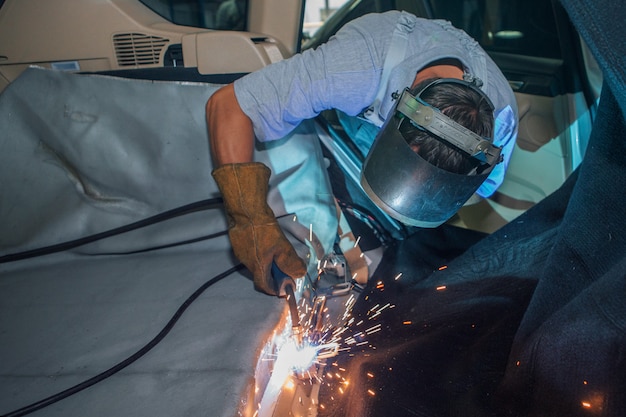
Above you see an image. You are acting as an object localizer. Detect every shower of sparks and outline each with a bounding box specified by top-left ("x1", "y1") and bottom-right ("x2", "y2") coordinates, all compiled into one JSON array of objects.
[{"x1": 254, "y1": 255, "x2": 461, "y2": 417}]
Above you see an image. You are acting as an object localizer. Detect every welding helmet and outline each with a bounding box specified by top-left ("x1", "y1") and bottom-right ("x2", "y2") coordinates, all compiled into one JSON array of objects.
[{"x1": 360, "y1": 78, "x2": 502, "y2": 228}]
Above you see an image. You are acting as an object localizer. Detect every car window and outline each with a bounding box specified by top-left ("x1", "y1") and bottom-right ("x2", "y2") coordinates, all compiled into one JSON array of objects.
[
  {"x1": 139, "y1": 0, "x2": 247, "y2": 30},
  {"x1": 427, "y1": 0, "x2": 560, "y2": 59},
  {"x1": 302, "y1": 0, "x2": 357, "y2": 41},
  {"x1": 302, "y1": 0, "x2": 561, "y2": 60}
]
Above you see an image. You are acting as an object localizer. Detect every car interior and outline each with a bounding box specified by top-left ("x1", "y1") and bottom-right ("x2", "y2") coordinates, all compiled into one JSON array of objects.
[
  {"x1": 302, "y1": 0, "x2": 600, "y2": 236},
  {"x1": 0, "y1": 0, "x2": 600, "y2": 237},
  {"x1": 1, "y1": 1, "x2": 617, "y2": 416}
]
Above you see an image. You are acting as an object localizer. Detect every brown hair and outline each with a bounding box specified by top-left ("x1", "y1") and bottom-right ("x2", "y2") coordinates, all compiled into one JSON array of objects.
[{"x1": 400, "y1": 78, "x2": 495, "y2": 174}]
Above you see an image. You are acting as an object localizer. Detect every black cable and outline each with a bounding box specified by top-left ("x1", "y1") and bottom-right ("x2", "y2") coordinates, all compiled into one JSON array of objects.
[
  {"x1": 89, "y1": 230, "x2": 228, "y2": 256},
  {"x1": 0, "y1": 198, "x2": 223, "y2": 264},
  {"x1": 1, "y1": 263, "x2": 245, "y2": 417},
  {"x1": 336, "y1": 199, "x2": 395, "y2": 246},
  {"x1": 0, "y1": 198, "x2": 297, "y2": 415}
]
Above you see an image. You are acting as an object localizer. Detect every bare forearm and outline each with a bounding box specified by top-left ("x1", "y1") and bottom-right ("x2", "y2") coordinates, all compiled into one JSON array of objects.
[{"x1": 206, "y1": 84, "x2": 255, "y2": 166}]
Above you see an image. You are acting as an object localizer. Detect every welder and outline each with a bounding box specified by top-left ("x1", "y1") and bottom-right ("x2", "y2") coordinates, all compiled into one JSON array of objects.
[{"x1": 206, "y1": 11, "x2": 518, "y2": 296}]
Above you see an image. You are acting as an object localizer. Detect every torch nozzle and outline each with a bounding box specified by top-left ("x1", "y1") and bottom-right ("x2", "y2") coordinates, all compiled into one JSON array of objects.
[{"x1": 283, "y1": 284, "x2": 303, "y2": 346}]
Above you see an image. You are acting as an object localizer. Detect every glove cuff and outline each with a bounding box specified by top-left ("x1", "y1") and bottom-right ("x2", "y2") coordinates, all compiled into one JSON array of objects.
[{"x1": 212, "y1": 162, "x2": 275, "y2": 224}]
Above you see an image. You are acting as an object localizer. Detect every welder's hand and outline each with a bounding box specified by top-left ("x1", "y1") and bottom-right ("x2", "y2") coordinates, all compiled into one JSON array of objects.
[{"x1": 212, "y1": 162, "x2": 307, "y2": 295}]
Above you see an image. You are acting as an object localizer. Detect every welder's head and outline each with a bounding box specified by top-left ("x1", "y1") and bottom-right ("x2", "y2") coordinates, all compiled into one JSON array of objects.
[{"x1": 360, "y1": 78, "x2": 501, "y2": 228}]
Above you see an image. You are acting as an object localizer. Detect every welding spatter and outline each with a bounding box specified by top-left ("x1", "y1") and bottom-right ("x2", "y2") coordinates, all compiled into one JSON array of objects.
[{"x1": 271, "y1": 263, "x2": 303, "y2": 347}]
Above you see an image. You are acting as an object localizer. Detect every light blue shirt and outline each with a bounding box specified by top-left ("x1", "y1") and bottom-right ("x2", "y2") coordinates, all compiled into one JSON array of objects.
[{"x1": 235, "y1": 11, "x2": 518, "y2": 198}]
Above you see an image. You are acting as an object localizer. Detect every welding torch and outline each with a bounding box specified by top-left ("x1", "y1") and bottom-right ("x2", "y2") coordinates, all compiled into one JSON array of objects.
[{"x1": 271, "y1": 263, "x2": 303, "y2": 347}]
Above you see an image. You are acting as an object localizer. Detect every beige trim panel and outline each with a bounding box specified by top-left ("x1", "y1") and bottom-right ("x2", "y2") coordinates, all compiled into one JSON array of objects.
[{"x1": 0, "y1": 0, "x2": 296, "y2": 91}]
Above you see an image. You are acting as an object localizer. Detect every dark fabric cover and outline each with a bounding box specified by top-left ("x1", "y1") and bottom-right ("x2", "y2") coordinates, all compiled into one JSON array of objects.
[{"x1": 317, "y1": 0, "x2": 626, "y2": 415}]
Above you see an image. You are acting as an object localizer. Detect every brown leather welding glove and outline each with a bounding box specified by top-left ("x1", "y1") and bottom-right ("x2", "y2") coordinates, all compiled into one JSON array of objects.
[{"x1": 212, "y1": 162, "x2": 307, "y2": 295}]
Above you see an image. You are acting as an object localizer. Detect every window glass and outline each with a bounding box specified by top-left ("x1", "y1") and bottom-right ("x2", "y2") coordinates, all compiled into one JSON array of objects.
[
  {"x1": 302, "y1": 0, "x2": 351, "y2": 41},
  {"x1": 302, "y1": 0, "x2": 561, "y2": 59},
  {"x1": 426, "y1": 0, "x2": 561, "y2": 59},
  {"x1": 139, "y1": 0, "x2": 247, "y2": 30},
  {"x1": 302, "y1": 0, "x2": 385, "y2": 49}
]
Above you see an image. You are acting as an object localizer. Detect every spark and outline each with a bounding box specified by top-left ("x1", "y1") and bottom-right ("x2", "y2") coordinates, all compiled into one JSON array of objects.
[
  {"x1": 368, "y1": 303, "x2": 390, "y2": 320},
  {"x1": 394, "y1": 273, "x2": 403, "y2": 280},
  {"x1": 438, "y1": 265, "x2": 448, "y2": 271},
  {"x1": 309, "y1": 224, "x2": 313, "y2": 242},
  {"x1": 403, "y1": 320, "x2": 412, "y2": 325},
  {"x1": 581, "y1": 401, "x2": 591, "y2": 408},
  {"x1": 253, "y1": 263, "x2": 407, "y2": 416},
  {"x1": 436, "y1": 285, "x2": 447, "y2": 291},
  {"x1": 369, "y1": 310, "x2": 382, "y2": 319},
  {"x1": 365, "y1": 324, "x2": 382, "y2": 334},
  {"x1": 354, "y1": 236, "x2": 361, "y2": 248}
]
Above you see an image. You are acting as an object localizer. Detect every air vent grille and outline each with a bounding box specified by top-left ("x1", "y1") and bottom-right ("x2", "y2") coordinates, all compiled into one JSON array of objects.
[{"x1": 113, "y1": 33, "x2": 169, "y2": 66}]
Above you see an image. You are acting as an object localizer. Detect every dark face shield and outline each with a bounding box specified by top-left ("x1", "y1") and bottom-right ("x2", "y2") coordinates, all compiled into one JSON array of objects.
[{"x1": 360, "y1": 78, "x2": 502, "y2": 228}]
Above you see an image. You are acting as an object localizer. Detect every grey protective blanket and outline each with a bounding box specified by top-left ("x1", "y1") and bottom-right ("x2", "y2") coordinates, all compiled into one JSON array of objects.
[{"x1": 0, "y1": 67, "x2": 337, "y2": 416}]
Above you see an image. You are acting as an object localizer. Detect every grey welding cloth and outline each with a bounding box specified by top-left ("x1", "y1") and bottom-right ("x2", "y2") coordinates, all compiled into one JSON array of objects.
[{"x1": 0, "y1": 67, "x2": 337, "y2": 416}]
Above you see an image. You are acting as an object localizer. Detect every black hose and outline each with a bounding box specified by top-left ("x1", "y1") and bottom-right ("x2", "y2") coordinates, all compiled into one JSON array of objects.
[
  {"x1": 1, "y1": 263, "x2": 245, "y2": 417},
  {"x1": 0, "y1": 198, "x2": 223, "y2": 264}
]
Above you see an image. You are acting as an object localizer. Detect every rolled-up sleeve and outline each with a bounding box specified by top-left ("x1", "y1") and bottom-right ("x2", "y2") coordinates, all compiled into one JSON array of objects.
[{"x1": 234, "y1": 13, "x2": 396, "y2": 141}]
